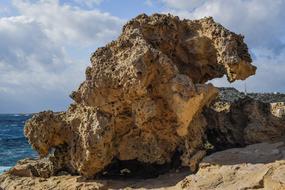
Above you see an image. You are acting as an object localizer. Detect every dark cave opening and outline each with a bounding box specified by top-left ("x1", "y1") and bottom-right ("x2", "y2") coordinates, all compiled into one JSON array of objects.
[{"x1": 96, "y1": 150, "x2": 184, "y2": 179}]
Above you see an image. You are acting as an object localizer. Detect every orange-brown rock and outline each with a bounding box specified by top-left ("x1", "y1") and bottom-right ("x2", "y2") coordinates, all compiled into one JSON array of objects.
[{"x1": 21, "y1": 14, "x2": 256, "y2": 177}]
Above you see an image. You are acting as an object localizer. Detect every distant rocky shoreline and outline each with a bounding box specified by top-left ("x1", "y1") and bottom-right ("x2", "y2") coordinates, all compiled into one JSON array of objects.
[{"x1": 218, "y1": 87, "x2": 285, "y2": 103}]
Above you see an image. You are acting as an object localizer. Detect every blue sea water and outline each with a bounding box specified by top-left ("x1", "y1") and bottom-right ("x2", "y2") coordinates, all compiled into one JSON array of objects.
[{"x1": 0, "y1": 114, "x2": 37, "y2": 173}]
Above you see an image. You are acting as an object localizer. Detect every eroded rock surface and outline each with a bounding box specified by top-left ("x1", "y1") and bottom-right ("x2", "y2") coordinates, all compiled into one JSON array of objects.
[
  {"x1": 22, "y1": 14, "x2": 255, "y2": 177},
  {"x1": 205, "y1": 88, "x2": 285, "y2": 150}
]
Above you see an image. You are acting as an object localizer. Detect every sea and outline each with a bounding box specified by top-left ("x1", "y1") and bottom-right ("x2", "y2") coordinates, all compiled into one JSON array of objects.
[{"x1": 0, "y1": 114, "x2": 37, "y2": 174}]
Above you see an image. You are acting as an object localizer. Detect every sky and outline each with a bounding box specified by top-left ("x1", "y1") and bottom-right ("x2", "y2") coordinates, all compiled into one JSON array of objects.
[{"x1": 0, "y1": 0, "x2": 285, "y2": 113}]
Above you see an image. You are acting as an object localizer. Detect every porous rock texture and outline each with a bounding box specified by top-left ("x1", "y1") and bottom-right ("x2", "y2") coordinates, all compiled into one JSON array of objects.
[
  {"x1": 21, "y1": 13, "x2": 256, "y2": 177},
  {"x1": 205, "y1": 88, "x2": 285, "y2": 150}
]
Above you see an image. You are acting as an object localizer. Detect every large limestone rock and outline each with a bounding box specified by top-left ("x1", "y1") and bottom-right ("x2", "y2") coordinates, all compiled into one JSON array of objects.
[{"x1": 23, "y1": 14, "x2": 256, "y2": 177}]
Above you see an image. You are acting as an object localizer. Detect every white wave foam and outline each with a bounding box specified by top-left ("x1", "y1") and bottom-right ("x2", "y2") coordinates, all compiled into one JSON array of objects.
[{"x1": 0, "y1": 166, "x2": 10, "y2": 173}]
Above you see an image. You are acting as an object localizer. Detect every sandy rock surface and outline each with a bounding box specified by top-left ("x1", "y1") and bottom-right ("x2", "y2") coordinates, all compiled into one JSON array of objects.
[{"x1": 180, "y1": 142, "x2": 285, "y2": 190}]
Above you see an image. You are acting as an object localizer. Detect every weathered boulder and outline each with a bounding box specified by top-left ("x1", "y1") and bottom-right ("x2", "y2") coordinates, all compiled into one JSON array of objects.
[
  {"x1": 6, "y1": 159, "x2": 54, "y2": 178},
  {"x1": 23, "y1": 14, "x2": 256, "y2": 177},
  {"x1": 205, "y1": 88, "x2": 285, "y2": 150}
]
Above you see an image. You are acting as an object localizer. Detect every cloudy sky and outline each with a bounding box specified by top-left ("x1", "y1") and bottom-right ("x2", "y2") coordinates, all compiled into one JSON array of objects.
[{"x1": 0, "y1": 0, "x2": 284, "y2": 113}]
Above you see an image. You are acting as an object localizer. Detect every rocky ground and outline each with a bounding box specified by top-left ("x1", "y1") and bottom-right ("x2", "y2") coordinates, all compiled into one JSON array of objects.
[
  {"x1": 181, "y1": 141, "x2": 285, "y2": 190},
  {"x1": 1, "y1": 141, "x2": 285, "y2": 190}
]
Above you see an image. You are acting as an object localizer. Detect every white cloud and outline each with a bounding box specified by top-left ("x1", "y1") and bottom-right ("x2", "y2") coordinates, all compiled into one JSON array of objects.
[
  {"x1": 0, "y1": 15, "x2": 83, "y2": 112},
  {"x1": 0, "y1": 0, "x2": 123, "y2": 113},
  {"x1": 13, "y1": 0, "x2": 123, "y2": 47}
]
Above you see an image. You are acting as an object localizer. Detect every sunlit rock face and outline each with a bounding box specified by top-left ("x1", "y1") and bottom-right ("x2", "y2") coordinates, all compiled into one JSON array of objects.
[{"x1": 24, "y1": 14, "x2": 256, "y2": 177}]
